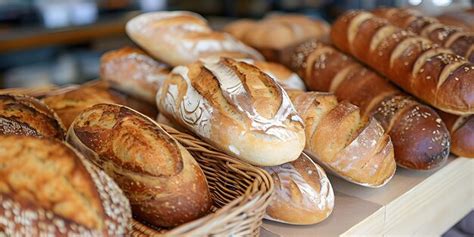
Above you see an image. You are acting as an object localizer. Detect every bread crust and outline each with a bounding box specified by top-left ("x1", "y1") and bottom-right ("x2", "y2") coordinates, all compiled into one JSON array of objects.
[{"x1": 438, "y1": 111, "x2": 474, "y2": 158}]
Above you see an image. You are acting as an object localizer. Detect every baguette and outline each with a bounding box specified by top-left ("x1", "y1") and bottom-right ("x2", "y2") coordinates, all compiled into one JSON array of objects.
[
  {"x1": 0, "y1": 136, "x2": 131, "y2": 236},
  {"x1": 263, "y1": 153, "x2": 333, "y2": 224},
  {"x1": 126, "y1": 11, "x2": 263, "y2": 67},
  {"x1": 156, "y1": 57, "x2": 305, "y2": 166},
  {"x1": 67, "y1": 104, "x2": 212, "y2": 227},
  {"x1": 372, "y1": 8, "x2": 474, "y2": 62},
  {"x1": 288, "y1": 91, "x2": 396, "y2": 187},
  {"x1": 100, "y1": 46, "x2": 170, "y2": 104},
  {"x1": 284, "y1": 39, "x2": 450, "y2": 169},
  {"x1": 0, "y1": 94, "x2": 65, "y2": 139},
  {"x1": 437, "y1": 111, "x2": 474, "y2": 158},
  {"x1": 331, "y1": 11, "x2": 474, "y2": 115}
]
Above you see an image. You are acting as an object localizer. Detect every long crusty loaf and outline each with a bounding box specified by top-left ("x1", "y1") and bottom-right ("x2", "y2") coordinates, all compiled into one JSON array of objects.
[
  {"x1": 0, "y1": 94, "x2": 65, "y2": 139},
  {"x1": 100, "y1": 47, "x2": 170, "y2": 104},
  {"x1": 0, "y1": 136, "x2": 131, "y2": 236},
  {"x1": 156, "y1": 57, "x2": 305, "y2": 166},
  {"x1": 263, "y1": 153, "x2": 334, "y2": 224},
  {"x1": 372, "y1": 8, "x2": 474, "y2": 62},
  {"x1": 126, "y1": 11, "x2": 263, "y2": 67},
  {"x1": 284, "y1": 39, "x2": 450, "y2": 170},
  {"x1": 331, "y1": 11, "x2": 474, "y2": 115},
  {"x1": 287, "y1": 91, "x2": 396, "y2": 187},
  {"x1": 67, "y1": 104, "x2": 212, "y2": 227},
  {"x1": 437, "y1": 111, "x2": 474, "y2": 158}
]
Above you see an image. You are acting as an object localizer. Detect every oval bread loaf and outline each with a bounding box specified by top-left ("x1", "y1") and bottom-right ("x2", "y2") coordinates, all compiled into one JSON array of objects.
[{"x1": 67, "y1": 103, "x2": 212, "y2": 227}]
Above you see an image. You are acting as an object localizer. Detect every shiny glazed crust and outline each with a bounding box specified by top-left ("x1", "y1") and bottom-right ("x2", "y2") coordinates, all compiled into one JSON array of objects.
[{"x1": 438, "y1": 111, "x2": 474, "y2": 158}]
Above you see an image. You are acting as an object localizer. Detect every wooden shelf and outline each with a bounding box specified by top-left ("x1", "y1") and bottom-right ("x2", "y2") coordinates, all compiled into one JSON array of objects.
[{"x1": 261, "y1": 156, "x2": 474, "y2": 236}]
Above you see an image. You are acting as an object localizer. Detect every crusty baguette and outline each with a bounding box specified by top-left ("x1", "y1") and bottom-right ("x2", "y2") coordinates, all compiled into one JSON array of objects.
[
  {"x1": 156, "y1": 57, "x2": 305, "y2": 166},
  {"x1": 100, "y1": 46, "x2": 170, "y2": 104},
  {"x1": 331, "y1": 11, "x2": 474, "y2": 115},
  {"x1": 0, "y1": 94, "x2": 65, "y2": 139},
  {"x1": 288, "y1": 91, "x2": 396, "y2": 187},
  {"x1": 437, "y1": 111, "x2": 474, "y2": 158},
  {"x1": 284, "y1": 39, "x2": 450, "y2": 170},
  {"x1": 0, "y1": 135, "x2": 131, "y2": 236},
  {"x1": 263, "y1": 153, "x2": 334, "y2": 224},
  {"x1": 42, "y1": 81, "x2": 157, "y2": 128},
  {"x1": 67, "y1": 104, "x2": 212, "y2": 227},
  {"x1": 126, "y1": 11, "x2": 263, "y2": 67},
  {"x1": 372, "y1": 8, "x2": 474, "y2": 62}
]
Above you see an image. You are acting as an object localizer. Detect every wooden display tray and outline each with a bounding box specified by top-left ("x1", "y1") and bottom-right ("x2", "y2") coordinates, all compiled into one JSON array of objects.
[{"x1": 261, "y1": 156, "x2": 474, "y2": 236}]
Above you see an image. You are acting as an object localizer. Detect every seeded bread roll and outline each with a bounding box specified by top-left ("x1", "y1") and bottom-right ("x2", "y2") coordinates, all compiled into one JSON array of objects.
[
  {"x1": 126, "y1": 11, "x2": 263, "y2": 67},
  {"x1": 67, "y1": 104, "x2": 212, "y2": 227},
  {"x1": 437, "y1": 111, "x2": 474, "y2": 158},
  {"x1": 263, "y1": 153, "x2": 334, "y2": 224},
  {"x1": 288, "y1": 91, "x2": 396, "y2": 187},
  {"x1": 156, "y1": 57, "x2": 305, "y2": 166},
  {"x1": 0, "y1": 94, "x2": 65, "y2": 139},
  {"x1": 100, "y1": 47, "x2": 170, "y2": 104},
  {"x1": 331, "y1": 11, "x2": 474, "y2": 115},
  {"x1": 0, "y1": 136, "x2": 131, "y2": 236},
  {"x1": 282, "y1": 39, "x2": 450, "y2": 170}
]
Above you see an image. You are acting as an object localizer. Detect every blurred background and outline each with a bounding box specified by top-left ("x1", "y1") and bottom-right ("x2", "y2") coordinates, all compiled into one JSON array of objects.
[{"x1": 0, "y1": 0, "x2": 471, "y2": 89}]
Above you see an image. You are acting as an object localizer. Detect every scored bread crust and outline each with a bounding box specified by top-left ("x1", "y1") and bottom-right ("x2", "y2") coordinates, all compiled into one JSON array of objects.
[
  {"x1": 0, "y1": 94, "x2": 65, "y2": 140},
  {"x1": 288, "y1": 91, "x2": 396, "y2": 187},
  {"x1": 126, "y1": 11, "x2": 263, "y2": 67},
  {"x1": 263, "y1": 153, "x2": 334, "y2": 225},
  {"x1": 0, "y1": 136, "x2": 131, "y2": 236},
  {"x1": 67, "y1": 103, "x2": 212, "y2": 228},
  {"x1": 100, "y1": 47, "x2": 170, "y2": 104},
  {"x1": 156, "y1": 57, "x2": 305, "y2": 166},
  {"x1": 330, "y1": 11, "x2": 474, "y2": 115}
]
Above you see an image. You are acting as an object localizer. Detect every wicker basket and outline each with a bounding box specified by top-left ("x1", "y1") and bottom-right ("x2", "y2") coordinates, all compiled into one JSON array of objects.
[{"x1": 131, "y1": 125, "x2": 274, "y2": 236}]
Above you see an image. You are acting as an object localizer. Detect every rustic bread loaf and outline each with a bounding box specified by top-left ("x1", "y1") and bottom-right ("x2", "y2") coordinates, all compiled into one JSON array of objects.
[
  {"x1": 437, "y1": 111, "x2": 474, "y2": 158},
  {"x1": 263, "y1": 153, "x2": 334, "y2": 224},
  {"x1": 283, "y1": 39, "x2": 450, "y2": 170},
  {"x1": 126, "y1": 11, "x2": 263, "y2": 67},
  {"x1": 156, "y1": 57, "x2": 305, "y2": 166},
  {"x1": 331, "y1": 11, "x2": 474, "y2": 115},
  {"x1": 100, "y1": 47, "x2": 170, "y2": 104},
  {"x1": 67, "y1": 104, "x2": 212, "y2": 227},
  {"x1": 0, "y1": 135, "x2": 131, "y2": 236},
  {"x1": 0, "y1": 94, "x2": 65, "y2": 139}
]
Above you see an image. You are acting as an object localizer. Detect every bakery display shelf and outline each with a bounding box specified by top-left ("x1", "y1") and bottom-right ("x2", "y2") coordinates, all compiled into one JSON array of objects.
[{"x1": 262, "y1": 156, "x2": 474, "y2": 236}]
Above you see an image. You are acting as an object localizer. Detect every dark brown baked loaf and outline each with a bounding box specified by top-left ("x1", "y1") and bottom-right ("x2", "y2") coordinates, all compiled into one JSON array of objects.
[
  {"x1": 437, "y1": 111, "x2": 474, "y2": 158},
  {"x1": 0, "y1": 135, "x2": 131, "y2": 236},
  {"x1": 67, "y1": 104, "x2": 212, "y2": 227},
  {"x1": 0, "y1": 94, "x2": 65, "y2": 139},
  {"x1": 283, "y1": 39, "x2": 450, "y2": 170},
  {"x1": 372, "y1": 8, "x2": 474, "y2": 62},
  {"x1": 437, "y1": 9, "x2": 474, "y2": 32},
  {"x1": 331, "y1": 11, "x2": 474, "y2": 115}
]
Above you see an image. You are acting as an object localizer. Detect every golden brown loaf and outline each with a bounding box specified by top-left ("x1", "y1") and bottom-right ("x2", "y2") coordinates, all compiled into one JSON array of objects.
[
  {"x1": 100, "y1": 46, "x2": 170, "y2": 104},
  {"x1": 437, "y1": 111, "x2": 474, "y2": 158},
  {"x1": 263, "y1": 153, "x2": 334, "y2": 224},
  {"x1": 331, "y1": 11, "x2": 474, "y2": 115},
  {"x1": 0, "y1": 136, "x2": 131, "y2": 236},
  {"x1": 156, "y1": 57, "x2": 305, "y2": 166},
  {"x1": 126, "y1": 11, "x2": 263, "y2": 67},
  {"x1": 0, "y1": 94, "x2": 65, "y2": 139},
  {"x1": 284, "y1": 39, "x2": 450, "y2": 170},
  {"x1": 288, "y1": 91, "x2": 396, "y2": 187},
  {"x1": 67, "y1": 104, "x2": 212, "y2": 227},
  {"x1": 42, "y1": 81, "x2": 157, "y2": 128},
  {"x1": 372, "y1": 8, "x2": 474, "y2": 62},
  {"x1": 240, "y1": 59, "x2": 306, "y2": 90}
]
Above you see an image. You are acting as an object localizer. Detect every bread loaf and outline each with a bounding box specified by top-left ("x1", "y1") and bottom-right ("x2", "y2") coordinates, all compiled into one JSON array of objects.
[
  {"x1": 42, "y1": 81, "x2": 157, "y2": 128},
  {"x1": 240, "y1": 59, "x2": 306, "y2": 90},
  {"x1": 372, "y1": 8, "x2": 474, "y2": 62},
  {"x1": 126, "y1": 11, "x2": 263, "y2": 67},
  {"x1": 331, "y1": 11, "x2": 474, "y2": 115},
  {"x1": 284, "y1": 39, "x2": 450, "y2": 170},
  {"x1": 0, "y1": 136, "x2": 131, "y2": 236},
  {"x1": 156, "y1": 57, "x2": 305, "y2": 166},
  {"x1": 0, "y1": 94, "x2": 65, "y2": 139},
  {"x1": 67, "y1": 104, "x2": 212, "y2": 227},
  {"x1": 288, "y1": 91, "x2": 396, "y2": 187},
  {"x1": 100, "y1": 47, "x2": 170, "y2": 104},
  {"x1": 263, "y1": 153, "x2": 334, "y2": 224},
  {"x1": 437, "y1": 9, "x2": 474, "y2": 32},
  {"x1": 437, "y1": 111, "x2": 474, "y2": 158}
]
